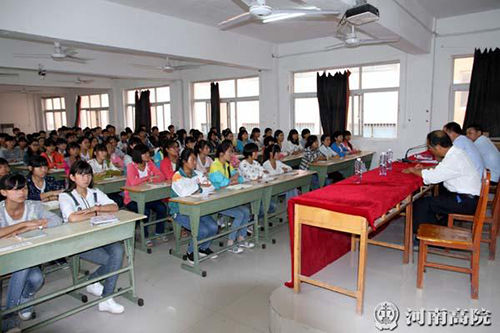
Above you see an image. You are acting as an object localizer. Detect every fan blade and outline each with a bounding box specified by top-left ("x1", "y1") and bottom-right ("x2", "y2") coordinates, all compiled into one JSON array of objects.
[
  {"x1": 14, "y1": 54, "x2": 51, "y2": 58},
  {"x1": 263, "y1": 9, "x2": 339, "y2": 23},
  {"x1": 325, "y1": 42, "x2": 346, "y2": 50},
  {"x1": 0, "y1": 73, "x2": 19, "y2": 77},
  {"x1": 66, "y1": 55, "x2": 93, "y2": 62},
  {"x1": 218, "y1": 12, "x2": 254, "y2": 30},
  {"x1": 172, "y1": 65, "x2": 201, "y2": 70},
  {"x1": 358, "y1": 38, "x2": 400, "y2": 46},
  {"x1": 63, "y1": 48, "x2": 78, "y2": 56},
  {"x1": 131, "y1": 63, "x2": 159, "y2": 70}
]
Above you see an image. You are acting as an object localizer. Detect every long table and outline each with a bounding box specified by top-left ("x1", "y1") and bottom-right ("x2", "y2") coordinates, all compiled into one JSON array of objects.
[
  {"x1": 0, "y1": 210, "x2": 146, "y2": 332},
  {"x1": 94, "y1": 175, "x2": 127, "y2": 194},
  {"x1": 11, "y1": 165, "x2": 66, "y2": 181},
  {"x1": 288, "y1": 162, "x2": 431, "y2": 314},
  {"x1": 309, "y1": 151, "x2": 374, "y2": 188},
  {"x1": 281, "y1": 154, "x2": 303, "y2": 169},
  {"x1": 121, "y1": 182, "x2": 172, "y2": 253}
]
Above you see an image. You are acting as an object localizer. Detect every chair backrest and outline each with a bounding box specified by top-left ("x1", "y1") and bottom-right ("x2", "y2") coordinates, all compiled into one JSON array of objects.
[
  {"x1": 472, "y1": 171, "x2": 491, "y2": 247},
  {"x1": 489, "y1": 182, "x2": 500, "y2": 221}
]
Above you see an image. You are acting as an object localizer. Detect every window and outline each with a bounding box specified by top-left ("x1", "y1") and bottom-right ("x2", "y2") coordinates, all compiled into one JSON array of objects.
[
  {"x1": 125, "y1": 86, "x2": 171, "y2": 131},
  {"x1": 452, "y1": 56, "x2": 473, "y2": 126},
  {"x1": 293, "y1": 63, "x2": 400, "y2": 138},
  {"x1": 42, "y1": 97, "x2": 67, "y2": 130},
  {"x1": 80, "y1": 93, "x2": 110, "y2": 129},
  {"x1": 192, "y1": 77, "x2": 259, "y2": 133}
]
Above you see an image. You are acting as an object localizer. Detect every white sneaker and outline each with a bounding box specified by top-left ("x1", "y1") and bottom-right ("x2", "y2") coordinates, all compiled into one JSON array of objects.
[
  {"x1": 6, "y1": 328, "x2": 22, "y2": 333},
  {"x1": 239, "y1": 241, "x2": 255, "y2": 249},
  {"x1": 86, "y1": 282, "x2": 104, "y2": 297},
  {"x1": 98, "y1": 298, "x2": 124, "y2": 314},
  {"x1": 229, "y1": 246, "x2": 243, "y2": 254},
  {"x1": 18, "y1": 308, "x2": 33, "y2": 321}
]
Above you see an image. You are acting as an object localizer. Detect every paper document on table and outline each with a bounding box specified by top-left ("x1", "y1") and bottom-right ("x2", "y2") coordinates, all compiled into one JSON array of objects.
[
  {"x1": 0, "y1": 241, "x2": 33, "y2": 253},
  {"x1": 226, "y1": 184, "x2": 253, "y2": 190},
  {"x1": 90, "y1": 215, "x2": 119, "y2": 226},
  {"x1": 16, "y1": 229, "x2": 47, "y2": 241}
]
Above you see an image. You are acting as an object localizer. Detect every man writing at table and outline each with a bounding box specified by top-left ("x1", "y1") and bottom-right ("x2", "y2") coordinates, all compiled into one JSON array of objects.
[{"x1": 403, "y1": 130, "x2": 481, "y2": 237}]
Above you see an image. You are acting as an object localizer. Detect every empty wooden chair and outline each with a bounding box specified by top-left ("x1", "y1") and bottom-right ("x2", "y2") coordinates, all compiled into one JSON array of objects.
[{"x1": 416, "y1": 172, "x2": 490, "y2": 299}]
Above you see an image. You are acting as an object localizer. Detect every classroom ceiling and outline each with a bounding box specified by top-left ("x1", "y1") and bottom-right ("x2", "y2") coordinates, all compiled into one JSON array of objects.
[{"x1": 417, "y1": 0, "x2": 500, "y2": 18}]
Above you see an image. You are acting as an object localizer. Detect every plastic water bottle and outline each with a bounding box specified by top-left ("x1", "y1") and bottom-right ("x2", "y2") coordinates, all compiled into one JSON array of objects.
[
  {"x1": 387, "y1": 149, "x2": 393, "y2": 171},
  {"x1": 379, "y1": 152, "x2": 387, "y2": 176},
  {"x1": 354, "y1": 158, "x2": 362, "y2": 183}
]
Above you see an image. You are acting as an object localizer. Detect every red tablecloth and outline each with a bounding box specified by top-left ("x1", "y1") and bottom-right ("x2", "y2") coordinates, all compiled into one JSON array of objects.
[{"x1": 285, "y1": 162, "x2": 423, "y2": 288}]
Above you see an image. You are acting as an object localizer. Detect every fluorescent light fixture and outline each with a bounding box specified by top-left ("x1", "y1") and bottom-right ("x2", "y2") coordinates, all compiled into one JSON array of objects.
[{"x1": 262, "y1": 12, "x2": 305, "y2": 23}]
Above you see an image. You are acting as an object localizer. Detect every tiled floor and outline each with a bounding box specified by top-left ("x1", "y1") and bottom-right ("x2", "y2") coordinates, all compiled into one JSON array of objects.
[{"x1": 3, "y1": 216, "x2": 499, "y2": 332}]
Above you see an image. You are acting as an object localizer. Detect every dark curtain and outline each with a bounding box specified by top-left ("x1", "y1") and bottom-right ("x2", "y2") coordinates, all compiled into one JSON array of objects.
[
  {"x1": 134, "y1": 90, "x2": 151, "y2": 131},
  {"x1": 317, "y1": 71, "x2": 350, "y2": 135},
  {"x1": 210, "y1": 82, "x2": 221, "y2": 133},
  {"x1": 74, "y1": 95, "x2": 81, "y2": 127},
  {"x1": 463, "y1": 48, "x2": 500, "y2": 136}
]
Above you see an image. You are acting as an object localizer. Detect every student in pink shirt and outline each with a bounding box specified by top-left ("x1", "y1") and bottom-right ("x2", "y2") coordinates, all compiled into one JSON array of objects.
[{"x1": 124, "y1": 144, "x2": 167, "y2": 247}]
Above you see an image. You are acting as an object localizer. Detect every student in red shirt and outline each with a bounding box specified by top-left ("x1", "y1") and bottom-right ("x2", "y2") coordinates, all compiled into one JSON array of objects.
[
  {"x1": 159, "y1": 139, "x2": 180, "y2": 181},
  {"x1": 41, "y1": 139, "x2": 65, "y2": 169}
]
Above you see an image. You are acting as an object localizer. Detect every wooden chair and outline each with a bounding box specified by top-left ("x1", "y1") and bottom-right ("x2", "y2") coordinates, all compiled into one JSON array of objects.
[{"x1": 416, "y1": 171, "x2": 490, "y2": 299}]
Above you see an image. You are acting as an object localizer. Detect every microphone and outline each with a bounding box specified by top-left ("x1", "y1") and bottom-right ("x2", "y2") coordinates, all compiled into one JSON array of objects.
[{"x1": 401, "y1": 144, "x2": 427, "y2": 163}]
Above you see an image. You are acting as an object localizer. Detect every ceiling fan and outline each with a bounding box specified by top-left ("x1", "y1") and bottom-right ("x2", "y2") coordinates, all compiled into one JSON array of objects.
[
  {"x1": 14, "y1": 42, "x2": 93, "y2": 63},
  {"x1": 0, "y1": 72, "x2": 19, "y2": 77},
  {"x1": 131, "y1": 57, "x2": 200, "y2": 73},
  {"x1": 218, "y1": 0, "x2": 340, "y2": 30},
  {"x1": 325, "y1": 24, "x2": 399, "y2": 50},
  {"x1": 56, "y1": 77, "x2": 95, "y2": 85}
]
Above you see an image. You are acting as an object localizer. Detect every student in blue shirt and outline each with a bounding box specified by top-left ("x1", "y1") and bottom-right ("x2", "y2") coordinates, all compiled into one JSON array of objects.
[
  {"x1": 236, "y1": 129, "x2": 249, "y2": 154},
  {"x1": 330, "y1": 131, "x2": 349, "y2": 157}
]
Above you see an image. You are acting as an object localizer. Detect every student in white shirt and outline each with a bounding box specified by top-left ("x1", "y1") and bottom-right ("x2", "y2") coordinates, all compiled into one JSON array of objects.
[
  {"x1": 194, "y1": 140, "x2": 213, "y2": 175},
  {"x1": 443, "y1": 122, "x2": 484, "y2": 177},
  {"x1": 319, "y1": 134, "x2": 338, "y2": 159},
  {"x1": 299, "y1": 129, "x2": 310, "y2": 149},
  {"x1": 262, "y1": 144, "x2": 292, "y2": 175},
  {"x1": 238, "y1": 143, "x2": 265, "y2": 181},
  {"x1": 466, "y1": 124, "x2": 500, "y2": 183},
  {"x1": 79, "y1": 137, "x2": 91, "y2": 161},
  {"x1": 282, "y1": 129, "x2": 302, "y2": 155},
  {"x1": 88, "y1": 143, "x2": 121, "y2": 176},
  {"x1": 58, "y1": 160, "x2": 125, "y2": 314},
  {"x1": 403, "y1": 130, "x2": 482, "y2": 235}
]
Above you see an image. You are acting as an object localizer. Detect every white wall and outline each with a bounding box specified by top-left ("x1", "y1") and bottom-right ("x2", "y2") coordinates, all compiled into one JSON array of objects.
[{"x1": 0, "y1": 92, "x2": 38, "y2": 133}]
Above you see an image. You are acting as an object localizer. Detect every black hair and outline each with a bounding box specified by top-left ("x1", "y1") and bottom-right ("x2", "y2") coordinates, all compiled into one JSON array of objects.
[
  {"x1": 301, "y1": 128, "x2": 311, "y2": 138},
  {"x1": 78, "y1": 137, "x2": 90, "y2": 145},
  {"x1": 13, "y1": 127, "x2": 20, "y2": 133},
  {"x1": 222, "y1": 128, "x2": 232, "y2": 138},
  {"x1": 120, "y1": 131, "x2": 127, "y2": 137},
  {"x1": 239, "y1": 126, "x2": 246, "y2": 133},
  {"x1": 18, "y1": 137, "x2": 27, "y2": 144},
  {"x1": 177, "y1": 148, "x2": 195, "y2": 172},
  {"x1": 264, "y1": 128, "x2": 272, "y2": 136},
  {"x1": 125, "y1": 127, "x2": 133, "y2": 134},
  {"x1": 102, "y1": 129, "x2": 109, "y2": 134},
  {"x1": 5, "y1": 135, "x2": 15, "y2": 142},
  {"x1": 161, "y1": 139, "x2": 178, "y2": 156},
  {"x1": 287, "y1": 129, "x2": 299, "y2": 145},
  {"x1": 176, "y1": 129, "x2": 187, "y2": 145},
  {"x1": 127, "y1": 137, "x2": 142, "y2": 155},
  {"x1": 56, "y1": 138, "x2": 67, "y2": 146},
  {"x1": 320, "y1": 134, "x2": 330, "y2": 143},
  {"x1": 332, "y1": 131, "x2": 344, "y2": 140},
  {"x1": 66, "y1": 160, "x2": 94, "y2": 192},
  {"x1": 208, "y1": 130, "x2": 218, "y2": 142},
  {"x1": 106, "y1": 124, "x2": 115, "y2": 130},
  {"x1": 67, "y1": 142, "x2": 80, "y2": 152},
  {"x1": 106, "y1": 135, "x2": 118, "y2": 143},
  {"x1": 263, "y1": 136, "x2": 276, "y2": 147},
  {"x1": 427, "y1": 130, "x2": 453, "y2": 148},
  {"x1": 263, "y1": 144, "x2": 282, "y2": 163},
  {"x1": 152, "y1": 126, "x2": 159, "y2": 132},
  {"x1": 168, "y1": 124, "x2": 175, "y2": 130},
  {"x1": 131, "y1": 143, "x2": 150, "y2": 164},
  {"x1": 343, "y1": 130, "x2": 352, "y2": 137},
  {"x1": 65, "y1": 132, "x2": 76, "y2": 140},
  {"x1": 243, "y1": 142, "x2": 258, "y2": 158},
  {"x1": 216, "y1": 139, "x2": 234, "y2": 159},
  {"x1": 466, "y1": 124, "x2": 482, "y2": 132},
  {"x1": 443, "y1": 122, "x2": 463, "y2": 135},
  {"x1": 305, "y1": 135, "x2": 318, "y2": 149},
  {"x1": 237, "y1": 129, "x2": 248, "y2": 142},
  {"x1": 195, "y1": 140, "x2": 209, "y2": 155},
  {"x1": 28, "y1": 155, "x2": 49, "y2": 169},
  {"x1": 0, "y1": 157, "x2": 8, "y2": 166},
  {"x1": 0, "y1": 173, "x2": 26, "y2": 191},
  {"x1": 192, "y1": 130, "x2": 203, "y2": 142},
  {"x1": 274, "y1": 130, "x2": 283, "y2": 140},
  {"x1": 185, "y1": 136, "x2": 196, "y2": 145},
  {"x1": 93, "y1": 143, "x2": 108, "y2": 158},
  {"x1": 250, "y1": 128, "x2": 260, "y2": 141}
]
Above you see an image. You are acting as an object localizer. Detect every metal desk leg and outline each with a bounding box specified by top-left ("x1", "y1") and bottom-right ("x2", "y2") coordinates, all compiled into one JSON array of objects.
[
  {"x1": 121, "y1": 238, "x2": 143, "y2": 305},
  {"x1": 181, "y1": 211, "x2": 205, "y2": 277},
  {"x1": 317, "y1": 169, "x2": 327, "y2": 189},
  {"x1": 261, "y1": 187, "x2": 272, "y2": 246},
  {"x1": 250, "y1": 199, "x2": 260, "y2": 246},
  {"x1": 136, "y1": 198, "x2": 150, "y2": 254}
]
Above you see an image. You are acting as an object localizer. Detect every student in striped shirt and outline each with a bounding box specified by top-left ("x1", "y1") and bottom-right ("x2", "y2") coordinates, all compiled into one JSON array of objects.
[{"x1": 300, "y1": 135, "x2": 327, "y2": 188}]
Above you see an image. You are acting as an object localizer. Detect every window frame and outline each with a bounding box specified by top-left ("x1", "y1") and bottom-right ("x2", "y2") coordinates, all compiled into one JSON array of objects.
[
  {"x1": 450, "y1": 55, "x2": 473, "y2": 126},
  {"x1": 125, "y1": 85, "x2": 171, "y2": 131},
  {"x1": 79, "y1": 93, "x2": 110, "y2": 129},
  {"x1": 292, "y1": 60, "x2": 400, "y2": 139},
  {"x1": 192, "y1": 75, "x2": 260, "y2": 133},
  {"x1": 41, "y1": 96, "x2": 67, "y2": 131}
]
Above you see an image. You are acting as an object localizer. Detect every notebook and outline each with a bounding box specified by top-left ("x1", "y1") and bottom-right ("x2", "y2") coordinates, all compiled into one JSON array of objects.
[{"x1": 90, "y1": 214, "x2": 119, "y2": 226}]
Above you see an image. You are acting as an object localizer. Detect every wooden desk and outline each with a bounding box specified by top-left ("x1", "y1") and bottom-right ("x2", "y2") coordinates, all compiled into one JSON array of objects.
[
  {"x1": 0, "y1": 210, "x2": 145, "y2": 332},
  {"x1": 10, "y1": 165, "x2": 66, "y2": 181},
  {"x1": 94, "y1": 176, "x2": 126, "y2": 194},
  {"x1": 121, "y1": 182, "x2": 171, "y2": 253},
  {"x1": 169, "y1": 183, "x2": 266, "y2": 276},
  {"x1": 281, "y1": 154, "x2": 303, "y2": 169},
  {"x1": 260, "y1": 170, "x2": 315, "y2": 243},
  {"x1": 309, "y1": 151, "x2": 374, "y2": 188},
  {"x1": 293, "y1": 185, "x2": 433, "y2": 314}
]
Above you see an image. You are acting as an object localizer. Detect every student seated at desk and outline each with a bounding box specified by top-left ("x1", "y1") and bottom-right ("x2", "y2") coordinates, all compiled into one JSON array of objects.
[
  {"x1": 209, "y1": 140, "x2": 254, "y2": 253},
  {"x1": 342, "y1": 130, "x2": 358, "y2": 153},
  {"x1": 262, "y1": 144, "x2": 292, "y2": 175},
  {"x1": 88, "y1": 144, "x2": 121, "y2": 181},
  {"x1": 319, "y1": 134, "x2": 338, "y2": 159},
  {"x1": 27, "y1": 156, "x2": 65, "y2": 201},
  {"x1": 23, "y1": 139, "x2": 41, "y2": 165},
  {"x1": 64, "y1": 142, "x2": 81, "y2": 176},
  {"x1": 248, "y1": 127, "x2": 262, "y2": 150},
  {"x1": 0, "y1": 174, "x2": 62, "y2": 331},
  {"x1": 40, "y1": 139, "x2": 64, "y2": 170},
  {"x1": 79, "y1": 137, "x2": 92, "y2": 161},
  {"x1": 159, "y1": 139, "x2": 180, "y2": 181},
  {"x1": 195, "y1": 140, "x2": 213, "y2": 175},
  {"x1": 124, "y1": 144, "x2": 167, "y2": 247},
  {"x1": 299, "y1": 129, "x2": 310, "y2": 149},
  {"x1": 300, "y1": 135, "x2": 329, "y2": 188},
  {"x1": 123, "y1": 137, "x2": 142, "y2": 173},
  {"x1": 170, "y1": 149, "x2": 218, "y2": 263},
  {"x1": 0, "y1": 135, "x2": 23, "y2": 163},
  {"x1": 236, "y1": 129, "x2": 249, "y2": 154},
  {"x1": 58, "y1": 161, "x2": 125, "y2": 314},
  {"x1": 238, "y1": 143, "x2": 265, "y2": 181},
  {"x1": 0, "y1": 157, "x2": 10, "y2": 178},
  {"x1": 330, "y1": 131, "x2": 350, "y2": 157},
  {"x1": 282, "y1": 129, "x2": 302, "y2": 155}
]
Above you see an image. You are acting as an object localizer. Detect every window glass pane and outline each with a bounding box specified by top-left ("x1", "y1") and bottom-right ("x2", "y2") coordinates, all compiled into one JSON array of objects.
[
  {"x1": 150, "y1": 106, "x2": 157, "y2": 127},
  {"x1": 237, "y1": 77, "x2": 259, "y2": 97},
  {"x1": 90, "y1": 111, "x2": 98, "y2": 128},
  {"x1": 294, "y1": 71, "x2": 317, "y2": 93},
  {"x1": 127, "y1": 106, "x2": 135, "y2": 129},
  {"x1": 62, "y1": 111, "x2": 67, "y2": 125},
  {"x1": 193, "y1": 102, "x2": 208, "y2": 132},
  {"x1": 156, "y1": 105, "x2": 164, "y2": 131},
  {"x1": 61, "y1": 98, "x2": 66, "y2": 109},
  {"x1": 149, "y1": 89, "x2": 156, "y2": 103},
  {"x1": 90, "y1": 94, "x2": 100, "y2": 108},
  {"x1": 164, "y1": 104, "x2": 171, "y2": 131},
  {"x1": 453, "y1": 91, "x2": 468, "y2": 126},
  {"x1": 156, "y1": 86, "x2": 170, "y2": 103},
  {"x1": 294, "y1": 98, "x2": 320, "y2": 134},
  {"x1": 236, "y1": 101, "x2": 259, "y2": 131},
  {"x1": 46, "y1": 112, "x2": 54, "y2": 131},
  {"x1": 54, "y1": 112, "x2": 62, "y2": 129},
  {"x1": 453, "y1": 57, "x2": 473, "y2": 84},
  {"x1": 100, "y1": 110, "x2": 109, "y2": 127},
  {"x1": 101, "y1": 94, "x2": 109, "y2": 108},
  {"x1": 45, "y1": 99, "x2": 53, "y2": 110},
  {"x1": 53, "y1": 98, "x2": 61, "y2": 110},
  {"x1": 230, "y1": 102, "x2": 236, "y2": 133},
  {"x1": 194, "y1": 82, "x2": 211, "y2": 100},
  {"x1": 362, "y1": 63, "x2": 400, "y2": 89},
  {"x1": 127, "y1": 90, "x2": 136, "y2": 104},
  {"x1": 219, "y1": 80, "x2": 235, "y2": 99},
  {"x1": 363, "y1": 91, "x2": 398, "y2": 138},
  {"x1": 81, "y1": 96, "x2": 89, "y2": 108},
  {"x1": 220, "y1": 103, "x2": 228, "y2": 131}
]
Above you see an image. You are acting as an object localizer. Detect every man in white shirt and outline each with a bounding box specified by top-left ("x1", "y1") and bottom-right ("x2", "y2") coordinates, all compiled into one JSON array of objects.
[
  {"x1": 403, "y1": 130, "x2": 481, "y2": 234},
  {"x1": 466, "y1": 124, "x2": 500, "y2": 184},
  {"x1": 443, "y1": 122, "x2": 484, "y2": 177}
]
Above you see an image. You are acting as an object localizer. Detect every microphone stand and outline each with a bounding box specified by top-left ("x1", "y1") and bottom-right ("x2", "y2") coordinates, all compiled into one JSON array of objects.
[{"x1": 401, "y1": 144, "x2": 428, "y2": 163}]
